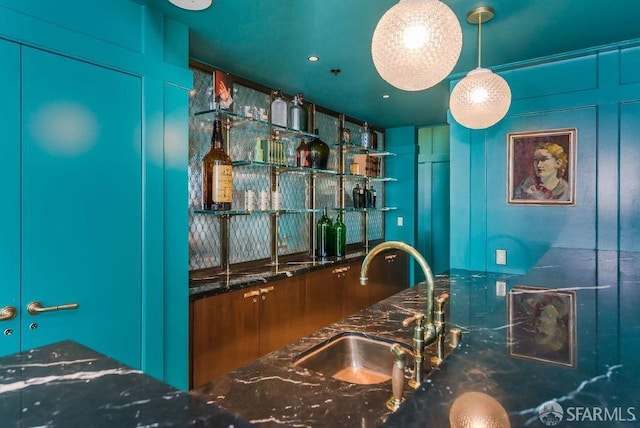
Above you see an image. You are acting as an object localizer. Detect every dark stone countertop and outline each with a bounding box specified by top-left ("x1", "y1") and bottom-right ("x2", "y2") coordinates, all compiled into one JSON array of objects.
[
  {"x1": 188, "y1": 252, "x2": 368, "y2": 301},
  {"x1": 0, "y1": 340, "x2": 253, "y2": 428},
  {"x1": 192, "y1": 249, "x2": 640, "y2": 427}
]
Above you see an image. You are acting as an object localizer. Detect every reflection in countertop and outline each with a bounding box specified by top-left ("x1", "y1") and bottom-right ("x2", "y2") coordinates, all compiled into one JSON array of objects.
[{"x1": 192, "y1": 249, "x2": 640, "y2": 427}]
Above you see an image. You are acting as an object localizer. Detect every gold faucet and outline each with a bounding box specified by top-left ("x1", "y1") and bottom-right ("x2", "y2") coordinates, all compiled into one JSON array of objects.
[{"x1": 360, "y1": 240, "x2": 448, "y2": 389}]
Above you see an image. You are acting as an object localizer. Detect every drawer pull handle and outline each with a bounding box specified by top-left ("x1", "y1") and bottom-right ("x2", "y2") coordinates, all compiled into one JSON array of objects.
[
  {"x1": 243, "y1": 290, "x2": 260, "y2": 299},
  {"x1": 27, "y1": 301, "x2": 79, "y2": 315},
  {"x1": 259, "y1": 286, "x2": 274, "y2": 294},
  {"x1": 0, "y1": 306, "x2": 17, "y2": 321}
]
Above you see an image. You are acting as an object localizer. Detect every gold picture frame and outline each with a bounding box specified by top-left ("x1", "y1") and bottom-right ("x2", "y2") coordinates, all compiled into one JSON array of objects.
[
  {"x1": 508, "y1": 285, "x2": 576, "y2": 368},
  {"x1": 507, "y1": 128, "x2": 577, "y2": 205}
]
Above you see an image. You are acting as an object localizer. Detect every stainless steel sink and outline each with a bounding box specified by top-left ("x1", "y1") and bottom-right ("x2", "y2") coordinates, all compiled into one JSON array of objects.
[{"x1": 292, "y1": 332, "x2": 412, "y2": 385}]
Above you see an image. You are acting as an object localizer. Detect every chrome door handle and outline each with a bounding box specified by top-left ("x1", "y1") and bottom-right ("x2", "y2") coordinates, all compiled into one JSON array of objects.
[
  {"x1": 27, "y1": 301, "x2": 79, "y2": 315},
  {"x1": 0, "y1": 306, "x2": 17, "y2": 321}
]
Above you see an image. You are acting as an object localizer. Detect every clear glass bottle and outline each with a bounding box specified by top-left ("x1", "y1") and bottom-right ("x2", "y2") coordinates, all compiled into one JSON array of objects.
[
  {"x1": 270, "y1": 89, "x2": 288, "y2": 128},
  {"x1": 316, "y1": 207, "x2": 331, "y2": 258},
  {"x1": 202, "y1": 119, "x2": 232, "y2": 211},
  {"x1": 332, "y1": 211, "x2": 346, "y2": 257},
  {"x1": 290, "y1": 94, "x2": 304, "y2": 131}
]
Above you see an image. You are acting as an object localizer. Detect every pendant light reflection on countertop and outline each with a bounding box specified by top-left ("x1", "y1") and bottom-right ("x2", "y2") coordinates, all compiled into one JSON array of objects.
[{"x1": 168, "y1": 0, "x2": 212, "y2": 11}]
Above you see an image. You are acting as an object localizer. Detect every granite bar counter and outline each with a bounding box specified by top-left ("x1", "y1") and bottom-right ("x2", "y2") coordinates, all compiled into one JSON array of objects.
[
  {"x1": 192, "y1": 249, "x2": 640, "y2": 427},
  {"x1": 0, "y1": 340, "x2": 253, "y2": 427}
]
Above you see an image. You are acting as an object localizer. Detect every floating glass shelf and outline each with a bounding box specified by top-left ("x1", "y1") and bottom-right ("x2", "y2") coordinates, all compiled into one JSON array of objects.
[
  {"x1": 332, "y1": 207, "x2": 397, "y2": 212},
  {"x1": 232, "y1": 159, "x2": 336, "y2": 175},
  {"x1": 193, "y1": 208, "x2": 319, "y2": 216},
  {"x1": 337, "y1": 173, "x2": 396, "y2": 182},
  {"x1": 194, "y1": 108, "x2": 319, "y2": 139},
  {"x1": 333, "y1": 142, "x2": 395, "y2": 157}
]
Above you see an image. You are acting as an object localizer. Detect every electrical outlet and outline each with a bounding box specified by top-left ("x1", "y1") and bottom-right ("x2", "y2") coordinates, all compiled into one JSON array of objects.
[
  {"x1": 496, "y1": 249, "x2": 507, "y2": 265},
  {"x1": 397, "y1": 216, "x2": 403, "y2": 227},
  {"x1": 496, "y1": 280, "x2": 506, "y2": 296}
]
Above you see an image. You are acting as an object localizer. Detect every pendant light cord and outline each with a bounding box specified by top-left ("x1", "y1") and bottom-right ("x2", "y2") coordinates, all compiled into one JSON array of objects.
[{"x1": 477, "y1": 12, "x2": 483, "y2": 68}]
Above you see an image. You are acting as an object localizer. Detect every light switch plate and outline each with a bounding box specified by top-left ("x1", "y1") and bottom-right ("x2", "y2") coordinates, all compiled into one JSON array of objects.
[
  {"x1": 397, "y1": 216, "x2": 403, "y2": 227},
  {"x1": 496, "y1": 249, "x2": 507, "y2": 265},
  {"x1": 496, "y1": 280, "x2": 506, "y2": 296}
]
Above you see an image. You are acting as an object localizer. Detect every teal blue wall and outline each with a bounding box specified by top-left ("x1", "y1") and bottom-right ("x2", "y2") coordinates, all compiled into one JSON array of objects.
[
  {"x1": 417, "y1": 125, "x2": 450, "y2": 277},
  {"x1": 384, "y1": 126, "x2": 418, "y2": 285},
  {"x1": 0, "y1": 0, "x2": 192, "y2": 389},
  {"x1": 449, "y1": 41, "x2": 640, "y2": 274}
]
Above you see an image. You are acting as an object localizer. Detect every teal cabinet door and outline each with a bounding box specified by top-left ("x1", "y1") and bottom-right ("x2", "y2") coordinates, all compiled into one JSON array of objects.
[
  {"x1": 19, "y1": 47, "x2": 143, "y2": 368},
  {"x1": 0, "y1": 39, "x2": 21, "y2": 356}
]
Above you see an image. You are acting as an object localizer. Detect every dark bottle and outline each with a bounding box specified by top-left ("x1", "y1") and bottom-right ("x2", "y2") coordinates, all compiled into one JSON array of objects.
[
  {"x1": 308, "y1": 129, "x2": 330, "y2": 170},
  {"x1": 316, "y1": 207, "x2": 332, "y2": 258},
  {"x1": 332, "y1": 211, "x2": 346, "y2": 257},
  {"x1": 202, "y1": 119, "x2": 232, "y2": 210},
  {"x1": 352, "y1": 183, "x2": 362, "y2": 208},
  {"x1": 368, "y1": 185, "x2": 377, "y2": 208},
  {"x1": 296, "y1": 137, "x2": 310, "y2": 167}
]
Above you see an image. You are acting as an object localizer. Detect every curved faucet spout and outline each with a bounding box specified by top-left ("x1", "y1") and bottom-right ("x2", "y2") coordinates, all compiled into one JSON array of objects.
[{"x1": 359, "y1": 241, "x2": 435, "y2": 325}]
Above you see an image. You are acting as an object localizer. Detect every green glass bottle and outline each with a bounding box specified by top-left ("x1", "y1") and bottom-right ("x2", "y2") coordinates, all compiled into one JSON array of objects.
[
  {"x1": 316, "y1": 207, "x2": 332, "y2": 258},
  {"x1": 332, "y1": 211, "x2": 347, "y2": 257}
]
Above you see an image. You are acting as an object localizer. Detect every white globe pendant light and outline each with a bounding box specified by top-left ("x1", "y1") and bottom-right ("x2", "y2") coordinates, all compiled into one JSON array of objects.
[
  {"x1": 371, "y1": 0, "x2": 463, "y2": 91},
  {"x1": 450, "y1": 6, "x2": 511, "y2": 129}
]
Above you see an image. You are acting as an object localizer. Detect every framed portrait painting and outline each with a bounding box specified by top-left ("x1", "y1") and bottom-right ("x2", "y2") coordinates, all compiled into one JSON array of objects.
[
  {"x1": 508, "y1": 285, "x2": 576, "y2": 368},
  {"x1": 507, "y1": 128, "x2": 577, "y2": 205}
]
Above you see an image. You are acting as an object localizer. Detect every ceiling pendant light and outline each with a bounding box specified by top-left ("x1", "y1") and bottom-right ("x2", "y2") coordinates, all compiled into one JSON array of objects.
[
  {"x1": 449, "y1": 6, "x2": 511, "y2": 129},
  {"x1": 371, "y1": 0, "x2": 462, "y2": 91},
  {"x1": 168, "y1": 0, "x2": 212, "y2": 11}
]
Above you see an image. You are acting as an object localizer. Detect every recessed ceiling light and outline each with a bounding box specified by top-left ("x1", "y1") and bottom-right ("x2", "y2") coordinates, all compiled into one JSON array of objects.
[
  {"x1": 308, "y1": 55, "x2": 319, "y2": 62},
  {"x1": 168, "y1": 0, "x2": 212, "y2": 11},
  {"x1": 382, "y1": 94, "x2": 390, "y2": 99}
]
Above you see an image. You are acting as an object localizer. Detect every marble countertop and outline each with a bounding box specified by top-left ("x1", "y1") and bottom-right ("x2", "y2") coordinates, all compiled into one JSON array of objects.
[
  {"x1": 192, "y1": 249, "x2": 640, "y2": 427},
  {"x1": 188, "y1": 252, "x2": 368, "y2": 301},
  {"x1": 0, "y1": 340, "x2": 253, "y2": 428}
]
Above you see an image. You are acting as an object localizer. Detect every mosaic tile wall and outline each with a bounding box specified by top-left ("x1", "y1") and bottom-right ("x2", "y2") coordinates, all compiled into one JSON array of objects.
[{"x1": 188, "y1": 68, "x2": 385, "y2": 271}]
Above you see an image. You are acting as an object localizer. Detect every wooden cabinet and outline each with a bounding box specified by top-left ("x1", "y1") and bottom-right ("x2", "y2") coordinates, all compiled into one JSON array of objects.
[
  {"x1": 366, "y1": 249, "x2": 409, "y2": 306},
  {"x1": 191, "y1": 254, "x2": 408, "y2": 388},
  {"x1": 303, "y1": 266, "x2": 346, "y2": 336},
  {"x1": 191, "y1": 276, "x2": 305, "y2": 388}
]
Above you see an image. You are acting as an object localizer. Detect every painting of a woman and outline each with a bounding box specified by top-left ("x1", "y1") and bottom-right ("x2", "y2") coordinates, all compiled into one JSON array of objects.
[{"x1": 508, "y1": 128, "x2": 576, "y2": 205}]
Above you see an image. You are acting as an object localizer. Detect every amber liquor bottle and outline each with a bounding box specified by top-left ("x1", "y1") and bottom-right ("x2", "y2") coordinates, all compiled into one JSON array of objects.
[{"x1": 202, "y1": 119, "x2": 232, "y2": 210}]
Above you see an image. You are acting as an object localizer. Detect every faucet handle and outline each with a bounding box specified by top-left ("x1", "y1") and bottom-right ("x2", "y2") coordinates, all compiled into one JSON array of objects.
[
  {"x1": 436, "y1": 292, "x2": 449, "y2": 303},
  {"x1": 402, "y1": 313, "x2": 425, "y2": 328}
]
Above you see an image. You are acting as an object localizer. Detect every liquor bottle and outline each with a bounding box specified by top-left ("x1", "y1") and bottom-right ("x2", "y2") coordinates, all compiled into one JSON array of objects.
[
  {"x1": 352, "y1": 183, "x2": 362, "y2": 208},
  {"x1": 368, "y1": 185, "x2": 377, "y2": 208},
  {"x1": 296, "y1": 137, "x2": 310, "y2": 167},
  {"x1": 270, "y1": 89, "x2": 288, "y2": 128},
  {"x1": 202, "y1": 119, "x2": 232, "y2": 210},
  {"x1": 332, "y1": 211, "x2": 346, "y2": 257},
  {"x1": 316, "y1": 207, "x2": 331, "y2": 258},
  {"x1": 360, "y1": 122, "x2": 372, "y2": 149},
  {"x1": 308, "y1": 129, "x2": 330, "y2": 170}
]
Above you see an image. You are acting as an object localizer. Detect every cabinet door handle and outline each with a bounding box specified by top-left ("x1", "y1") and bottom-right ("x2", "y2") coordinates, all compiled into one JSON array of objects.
[
  {"x1": 243, "y1": 290, "x2": 260, "y2": 299},
  {"x1": 0, "y1": 306, "x2": 17, "y2": 321},
  {"x1": 259, "y1": 286, "x2": 275, "y2": 294},
  {"x1": 27, "y1": 301, "x2": 79, "y2": 315}
]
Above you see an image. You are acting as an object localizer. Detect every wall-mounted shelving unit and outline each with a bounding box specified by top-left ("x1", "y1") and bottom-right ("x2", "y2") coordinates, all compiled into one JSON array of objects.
[{"x1": 188, "y1": 67, "x2": 394, "y2": 275}]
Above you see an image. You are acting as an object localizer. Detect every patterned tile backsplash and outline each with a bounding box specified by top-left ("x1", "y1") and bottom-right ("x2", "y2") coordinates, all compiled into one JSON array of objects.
[{"x1": 188, "y1": 68, "x2": 384, "y2": 271}]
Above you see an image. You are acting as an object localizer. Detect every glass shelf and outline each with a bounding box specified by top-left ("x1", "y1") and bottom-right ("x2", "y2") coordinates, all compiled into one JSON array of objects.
[
  {"x1": 193, "y1": 208, "x2": 319, "y2": 216},
  {"x1": 194, "y1": 108, "x2": 319, "y2": 139},
  {"x1": 232, "y1": 159, "x2": 336, "y2": 175},
  {"x1": 332, "y1": 207, "x2": 397, "y2": 212},
  {"x1": 333, "y1": 142, "x2": 396, "y2": 157},
  {"x1": 337, "y1": 173, "x2": 396, "y2": 182}
]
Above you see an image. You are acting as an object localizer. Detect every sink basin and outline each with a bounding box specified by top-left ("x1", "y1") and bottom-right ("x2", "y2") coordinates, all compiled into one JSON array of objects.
[{"x1": 293, "y1": 332, "x2": 412, "y2": 385}]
